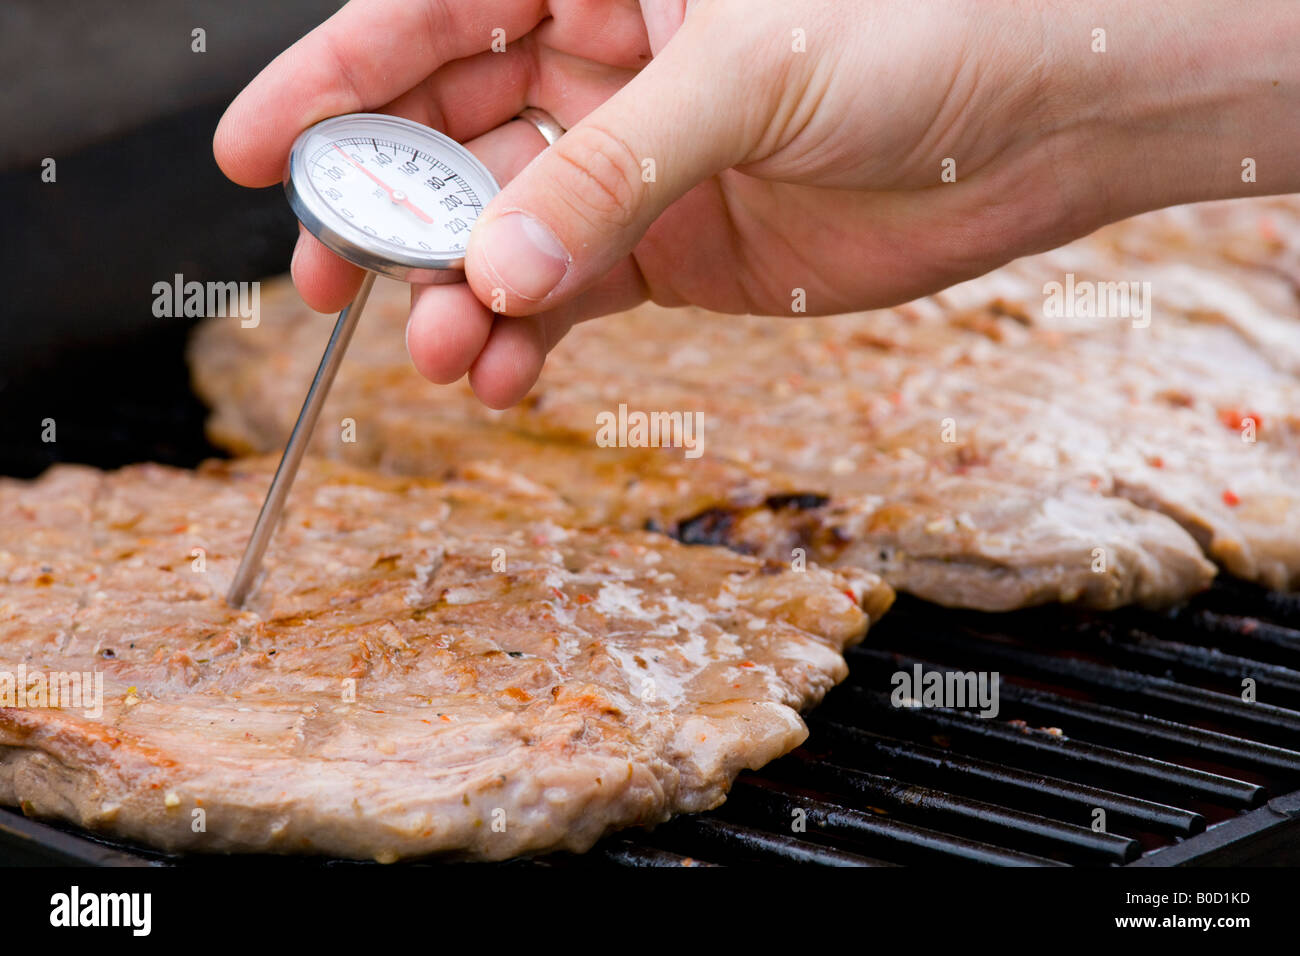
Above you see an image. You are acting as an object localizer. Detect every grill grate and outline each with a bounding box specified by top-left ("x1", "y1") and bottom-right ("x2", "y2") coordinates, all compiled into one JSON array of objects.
[
  {"x1": 1, "y1": 336, "x2": 1299, "y2": 866},
  {"x1": 558, "y1": 586, "x2": 1300, "y2": 867}
]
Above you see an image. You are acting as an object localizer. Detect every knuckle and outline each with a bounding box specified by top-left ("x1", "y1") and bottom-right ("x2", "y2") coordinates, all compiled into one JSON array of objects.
[{"x1": 547, "y1": 124, "x2": 645, "y2": 231}]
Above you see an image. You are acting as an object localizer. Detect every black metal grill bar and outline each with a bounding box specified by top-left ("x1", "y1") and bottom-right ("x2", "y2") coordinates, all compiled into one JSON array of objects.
[
  {"x1": 752, "y1": 760, "x2": 1137, "y2": 864},
  {"x1": 645, "y1": 817, "x2": 890, "y2": 866},
  {"x1": 822, "y1": 686, "x2": 1266, "y2": 809},
  {"x1": 0, "y1": 810, "x2": 159, "y2": 867},
  {"x1": 721, "y1": 782, "x2": 1067, "y2": 866},
  {"x1": 871, "y1": 626, "x2": 1300, "y2": 745},
  {"x1": 592, "y1": 841, "x2": 719, "y2": 868},
  {"x1": 994, "y1": 683, "x2": 1300, "y2": 778},
  {"x1": 1186, "y1": 579, "x2": 1300, "y2": 625},
  {"x1": 1160, "y1": 609, "x2": 1300, "y2": 670},
  {"x1": 843, "y1": 645, "x2": 1300, "y2": 778},
  {"x1": 1089, "y1": 629, "x2": 1300, "y2": 708},
  {"x1": 803, "y1": 723, "x2": 1205, "y2": 837}
]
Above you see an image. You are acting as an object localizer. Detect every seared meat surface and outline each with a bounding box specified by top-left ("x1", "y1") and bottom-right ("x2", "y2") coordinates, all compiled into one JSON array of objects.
[
  {"x1": 0, "y1": 458, "x2": 887, "y2": 860},
  {"x1": 190, "y1": 196, "x2": 1300, "y2": 610}
]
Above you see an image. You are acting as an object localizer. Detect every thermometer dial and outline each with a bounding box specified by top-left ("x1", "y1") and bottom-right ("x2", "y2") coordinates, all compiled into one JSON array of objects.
[{"x1": 285, "y1": 113, "x2": 500, "y2": 283}]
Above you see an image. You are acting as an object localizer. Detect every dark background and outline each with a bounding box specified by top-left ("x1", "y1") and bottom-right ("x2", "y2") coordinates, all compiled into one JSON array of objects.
[{"x1": 0, "y1": 1, "x2": 340, "y2": 475}]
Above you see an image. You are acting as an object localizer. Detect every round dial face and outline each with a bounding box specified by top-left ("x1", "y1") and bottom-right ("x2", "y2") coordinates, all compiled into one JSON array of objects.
[{"x1": 286, "y1": 113, "x2": 501, "y2": 280}]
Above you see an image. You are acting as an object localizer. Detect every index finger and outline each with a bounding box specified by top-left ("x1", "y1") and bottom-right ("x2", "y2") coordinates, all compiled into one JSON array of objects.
[{"x1": 214, "y1": 0, "x2": 547, "y2": 187}]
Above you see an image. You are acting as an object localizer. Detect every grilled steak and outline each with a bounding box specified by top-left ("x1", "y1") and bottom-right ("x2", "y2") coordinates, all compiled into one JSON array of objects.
[
  {"x1": 189, "y1": 196, "x2": 1300, "y2": 609},
  {"x1": 0, "y1": 458, "x2": 888, "y2": 860}
]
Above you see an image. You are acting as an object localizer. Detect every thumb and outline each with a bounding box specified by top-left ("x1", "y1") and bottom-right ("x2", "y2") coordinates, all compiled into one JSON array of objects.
[{"x1": 465, "y1": 10, "x2": 752, "y2": 314}]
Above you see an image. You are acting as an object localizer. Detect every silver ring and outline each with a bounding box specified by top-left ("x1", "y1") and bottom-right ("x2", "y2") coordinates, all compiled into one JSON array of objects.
[{"x1": 514, "y1": 107, "x2": 566, "y2": 147}]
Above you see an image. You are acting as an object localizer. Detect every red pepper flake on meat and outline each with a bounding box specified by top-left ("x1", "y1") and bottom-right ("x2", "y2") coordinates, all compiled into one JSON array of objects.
[
  {"x1": 1222, "y1": 489, "x2": 1241, "y2": 507},
  {"x1": 1148, "y1": 456, "x2": 1164, "y2": 469},
  {"x1": 1217, "y1": 407, "x2": 1263, "y2": 433}
]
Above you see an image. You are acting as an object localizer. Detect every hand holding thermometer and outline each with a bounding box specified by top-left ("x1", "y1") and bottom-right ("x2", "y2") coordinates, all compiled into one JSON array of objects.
[{"x1": 226, "y1": 113, "x2": 502, "y2": 607}]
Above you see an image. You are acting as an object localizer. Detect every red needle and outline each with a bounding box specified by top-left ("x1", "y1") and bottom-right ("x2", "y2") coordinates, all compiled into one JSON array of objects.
[{"x1": 333, "y1": 146, "x2": 434, "y2": 224}]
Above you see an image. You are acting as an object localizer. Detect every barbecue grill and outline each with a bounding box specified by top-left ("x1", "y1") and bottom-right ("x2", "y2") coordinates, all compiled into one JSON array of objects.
[
  {"x1": 2, "y1": 330, "x2": 1299, "y2": 868},
  {"x1": 3, "y1": 65, "x2": 1299, "y2": 867}
]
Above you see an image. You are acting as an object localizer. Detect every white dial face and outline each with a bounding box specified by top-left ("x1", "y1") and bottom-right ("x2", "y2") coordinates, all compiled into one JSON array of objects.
[{"x1": 291, "y1": 114, "x2": 500, "y2": 268}]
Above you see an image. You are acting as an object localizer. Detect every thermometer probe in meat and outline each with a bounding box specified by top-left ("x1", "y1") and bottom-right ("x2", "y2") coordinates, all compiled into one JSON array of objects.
[{"x1": 226, "y1": 113, "x2": 501, "y2": 607}]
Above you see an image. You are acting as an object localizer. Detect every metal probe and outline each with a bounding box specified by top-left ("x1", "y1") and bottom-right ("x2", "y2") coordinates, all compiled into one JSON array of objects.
[
  {"x1": 224, "y1": 112, "x2": 509, "y2": 606},
  {"x1": 226, "y1": 271, "x2": 376, "y2": 607}
]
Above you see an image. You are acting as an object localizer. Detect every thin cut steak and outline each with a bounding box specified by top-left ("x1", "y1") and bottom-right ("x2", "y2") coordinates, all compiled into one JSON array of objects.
[
  {"x1": 0, "y1": 458, "x2": 888, "y2": 861},
  {"x1": 189, "y1": 196, "x2": 1300, "y2": 609}
]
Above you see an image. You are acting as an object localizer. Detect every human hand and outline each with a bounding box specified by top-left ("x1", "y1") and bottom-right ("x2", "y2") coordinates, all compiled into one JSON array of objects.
[{"x1": 216, "y1": 0, "x2": 1300, "y2": 407}]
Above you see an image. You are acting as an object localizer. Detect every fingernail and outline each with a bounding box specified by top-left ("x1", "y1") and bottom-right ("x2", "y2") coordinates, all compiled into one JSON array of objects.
[{"x1": 481, "y1": 212, "x2": 569, "y2": 302}]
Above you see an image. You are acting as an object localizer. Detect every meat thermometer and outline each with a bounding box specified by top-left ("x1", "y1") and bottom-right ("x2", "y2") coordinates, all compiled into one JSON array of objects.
[{"x1": 226, "y1": 113, "x2": 501, "y2": 607}]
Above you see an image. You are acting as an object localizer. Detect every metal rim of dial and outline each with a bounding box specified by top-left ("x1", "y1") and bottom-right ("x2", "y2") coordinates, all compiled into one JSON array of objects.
[{"x1": 285, "y1": 113, "x2": 501, "y2": 284}]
